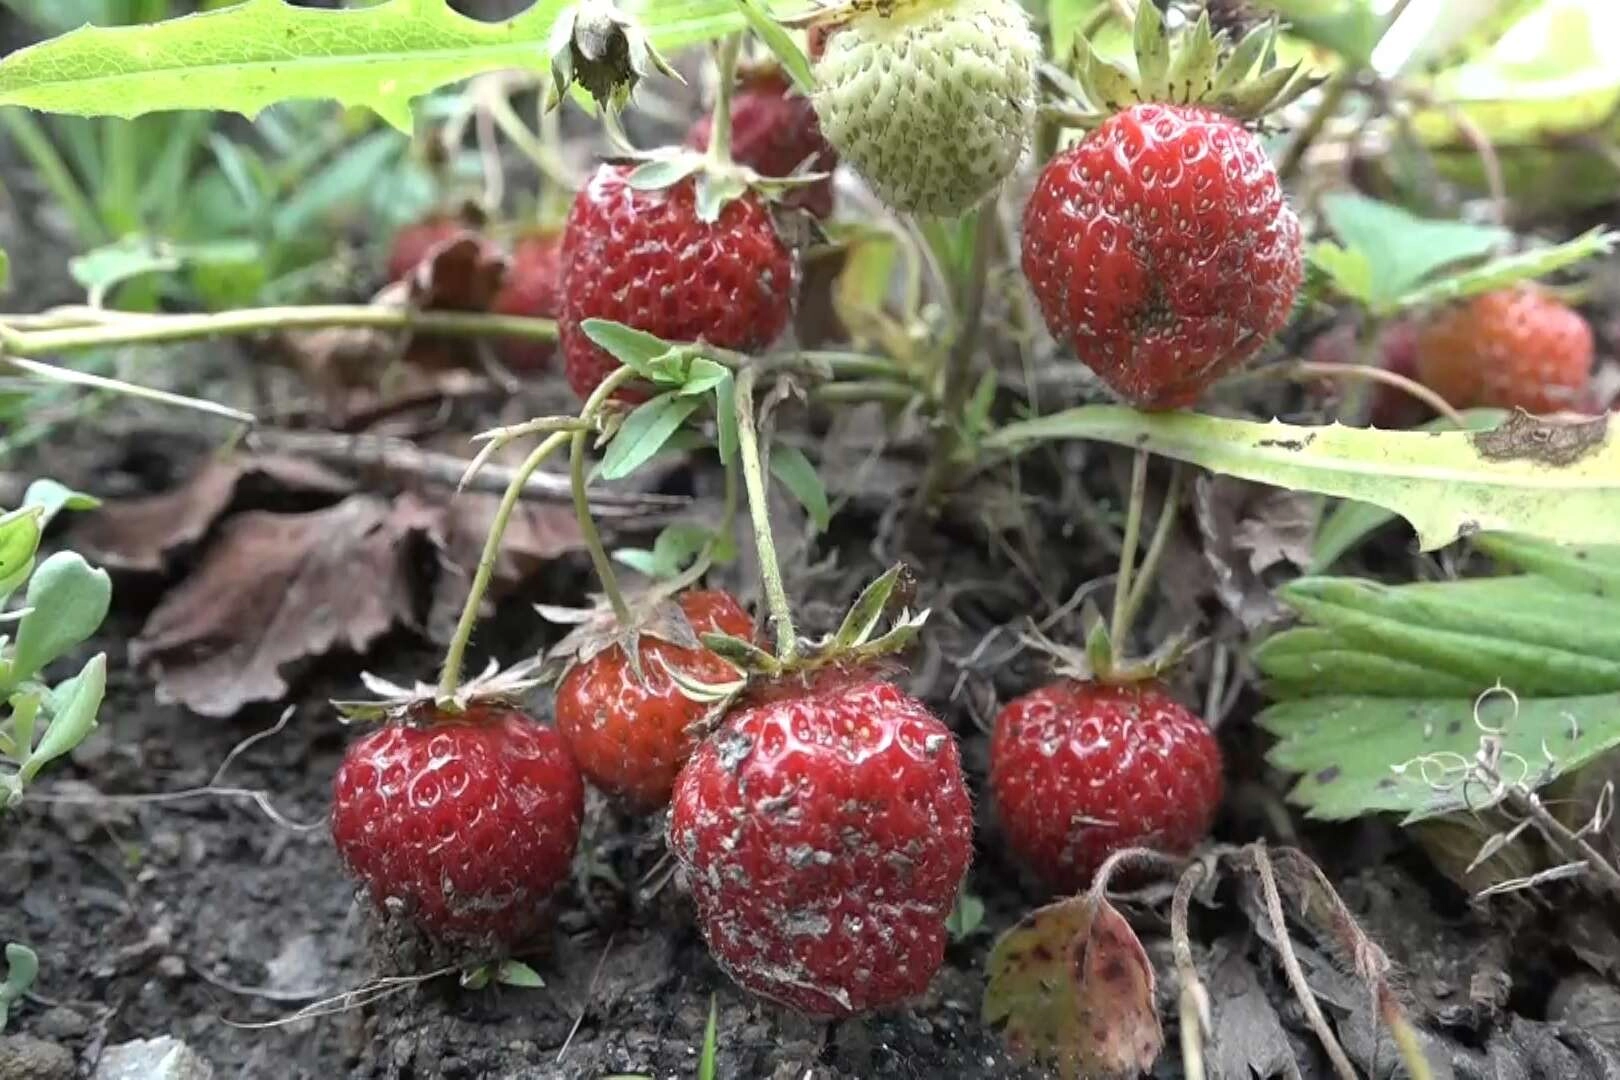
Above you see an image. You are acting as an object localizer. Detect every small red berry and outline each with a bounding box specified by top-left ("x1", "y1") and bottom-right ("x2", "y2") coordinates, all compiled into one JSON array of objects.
[
  {"x1": 331, "y1": 705, "x2": 584, "y2": 953},
  {"x1": 558, "y1": 163, "x2": 796, "y2": 403},
  {"x1": 990, "y1": 680, "x2": 1222, "y2": 895},
  {"x1": 555, "y1": 590, "x2": 754, "y2": 811},
  {"x1": 668, "y1": 673, "x2": 973, "y2": 1017},
  {"x1": 1414, "y1": 286, "x2": 1593, "y2": 414},
  {"x1": 386, "y1": 215, "x2": 471, "y2": 284},
  {"x1": 489, "y1": 230, "x2": 564, "y2": 372},
  {"x1": 1022, "y1": 102, "x2": 1303, "y2": 410},
  {"x1": 687, "y1": 68, "x2": 838, "y2": 219}
]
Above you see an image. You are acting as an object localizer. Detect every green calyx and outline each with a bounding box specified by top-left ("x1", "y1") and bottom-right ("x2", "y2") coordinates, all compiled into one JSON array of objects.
[
  {"x1": 620, "y1": 149, "x2": 829, "y2": 225},
  {"x1": 1065, "y1": 3, "x2": 1322, "y2": 126}
]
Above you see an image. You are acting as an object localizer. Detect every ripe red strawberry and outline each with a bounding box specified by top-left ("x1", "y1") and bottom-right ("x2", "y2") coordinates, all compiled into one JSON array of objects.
[
  {"x1": 558, "y1": 163, "x2": 796, "y2": 403},
  {"x1": 490, "y1": 230, "x2": 564, "y2": 372},
  {"x1": 990, "y1": 680, "x2": 1222, "y2": 895},
  {"x1": 555, "y1": 589, "x2": 754, "y2": 811},
  {"x1": 331, "y1": 705, "x2": 585, "y2": 953},
  {"x1": 687, "y1": 68, "x2": 838, "y2": 218},
  {"x1": 1414, "y1": 286, "x2": 1593, "y2": 414},
  {"x1": 386, "y1": 215, "x2": 472, "y2": 283},
  {"x1": 668, "y1": 671, "x2": 973, "y2": 1017},
  {"x1": 1022, "y1": 102, "x2": 1303, "y2": 409},
  {"x1": 1308, "y1": 319, "x2": 1430, "y2": 428}
]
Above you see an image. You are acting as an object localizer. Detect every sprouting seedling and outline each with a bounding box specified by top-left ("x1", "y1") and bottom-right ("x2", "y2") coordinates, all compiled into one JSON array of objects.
[{"x1": 0, "y1": 943, "x2": 38, "y2": 1032}]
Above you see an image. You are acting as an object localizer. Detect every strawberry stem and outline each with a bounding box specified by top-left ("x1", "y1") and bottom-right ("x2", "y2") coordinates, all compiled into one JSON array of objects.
[
  {"x1": 1290, "y1": 358, "x2": 1465, "y2": 427},
  {"x1": 570, "y1": 427, "x2": 633, "y2": 628},
  {"x1": 735, "y1": 364, "x2": 799, "y2": 662},
  {"x1": 439, "y1": 428, "x2": 574, "y2": 701},
  {"x1": 1116, "y1": 462, "x2": 1184, "y2": 644},
  {"x1": 1109, "y1": 447, "x2": 1150, "y2": 664},
  {"x1": 705, "y1": 35, "x2": 743, "y2": 170}
]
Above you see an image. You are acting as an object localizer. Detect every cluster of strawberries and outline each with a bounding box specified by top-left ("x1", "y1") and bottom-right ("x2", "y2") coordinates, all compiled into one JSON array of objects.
[{"x1": 331, "y1": 0, "x2": 1601, "y2": 1021}]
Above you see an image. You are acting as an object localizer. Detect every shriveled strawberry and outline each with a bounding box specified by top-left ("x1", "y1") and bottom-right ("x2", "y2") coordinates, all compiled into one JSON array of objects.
[
  {"x1": 1023, "y1": 102, "x2": 1303, "y2": 409},
  {"x1": 990, "y1": 680, "x2": 1222, "y2": 895},
  {"x1": 558, "y1": 163, "x2": 796, "y2": 403},
  {"x1": 490, "y1": 230, "x2": 564, "y2": 372},
  {"x1": 668, "y1": 671, "x2": 973, "y2": 1017},
  {"x1": 555, "y1": 589, "x2": 754, "y2": 811},
  {"x1": 386, "y1": 215, "x2": 473, "y2": 284},
  {"x1": 1415, "y1": 286, "x2": 1593, "y2": 414},
  {"x1": 330, "y1": 704, "x2": 584, "y2": 954},
  {"x1": 687, "y1": 67, "x2": 838, "y2": 218}
]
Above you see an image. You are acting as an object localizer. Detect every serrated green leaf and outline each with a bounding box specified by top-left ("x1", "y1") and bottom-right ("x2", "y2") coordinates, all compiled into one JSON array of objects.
[
  {"x1": 8, "y1": 552, "x2": 112, "y2": 685},
  {"x1": 1395, "y1": 229, "x2": 1616, "y2": 311},
  {"x1": 1319, "y1": 193, "x2": 1508, "y2": 312},
  {"x1": 1311, "y1": 409, "x2": 1507, "y2": 571},
  {"x1": 18, "y1": 653, "x2": 105, "y2": 787},
  {"x1": 22, "y1": 479, "x2": 100, "y2": 528},
  {"x1": 768, "y1": 444, "x2": 829, "y2": 532},
  {"x1": 600, "y1": 393, "x2": 702, "y2": 482},
  {"x1": 1277, "y1": 576, "x2": 1620, "y2": 694},
  {"x1": 1308, "y1": 241, "x2": 1376, "y2": 306},
  {"x1": 1259, "y1": 691, "x2": 1620, "y2": 821},
  {"x1": 987, "y1": 406, "x2": 1620, "y2": 551}
]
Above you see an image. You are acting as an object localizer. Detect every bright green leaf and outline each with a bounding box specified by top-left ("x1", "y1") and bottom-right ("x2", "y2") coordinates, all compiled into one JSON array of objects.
[
  {"x1": 729, "y1": 0, "x2": 812, "y2": 92},
  {"x1": 946, "y1": 890, "x2": 985, "y2": 940},
  {"x1": 679, "y1": 357, "x2": 731, "y2": 397},
  {"x1": 0, "y1": 509, "x2": 42, "y2": 609},
  {"x1": 1396, "y1": 228, "x2": 1616, "y2": 311},
  {"x1": 1260, "y1": 690, "x2": 1620, "y2": 822},
  {"x1": 613, "y1": 522, "x2": 712, "y2": 580},
  {"x1": 0, "y1": 943, "x2": 39, "y2": 1031},
  {"x1": 9, "y1": 552, "x2": 112, "y2": 685},
  {"x1": 494, "y1": 959, "x2": 544, "y2": 989},
  {"x1": 1307, "y1": 241, "x2": 1376, "y2": 307},
  {"x1": 600, "y1": 393, "x2": 702, "y2": 482},
  {"x1": 18, "y1": 653, "x2": 106, "y2": 786},
  {"x1": 581, "y1": 319, "x2": 675, "y2": 379},
  {"x1": 22, "y1": 479, "x2": 100, "y2": 528},
  {"x1": 768, "y1": 445, "x2": 830, "y2": 532},
  {"x1": 698, "y1": 995, "x2": 719, "y2": 1080},
  {"x1": 988, "y1": 406, "x2": 1620, "y2": 551},
  {"x1": 1320, "y1": 193, "x2": 1508, "y2": 311}
]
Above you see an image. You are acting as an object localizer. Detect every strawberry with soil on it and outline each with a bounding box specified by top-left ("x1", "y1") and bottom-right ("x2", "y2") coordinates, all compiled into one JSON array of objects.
[
  {"x1": 555, "y1": 588, "x2": 755, "y2": 811},
  {"x1": 668, "y1": 665, "x2": 973, "y2": 1017},
  {"x1": 490, "y1": 230, "x2": 565, "y2": 372},
  {"x1": 990, "y1": 679, "x2": 1222, "y2": 895},
  {"x1": 330, "y1": 702, "x2": 585, "y2": 955},
  {"x1": 1414, "y1": 285, "x2": 1594, "y2": 414},
  {"x1": 811, "y1": 0, "x2": 1040, "y2": 217},
  {"x1": 557, "y1": 163, "x2": 795, "y2": 403},
  {"x1": 687, "y1": 65, "x2": 839, "y2": 220},
  {"x1": 1021, "y1": 10, "x2": 1311, "y2": 410}
]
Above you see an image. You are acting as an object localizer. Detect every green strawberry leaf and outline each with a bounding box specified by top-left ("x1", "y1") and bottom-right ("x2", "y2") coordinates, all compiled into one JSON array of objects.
[
  {"x1": 7, "y1": 552, "x2": 111, "y2": 687},
  {"x1": 1318, "y1": 193, "x2": 1509, "y2": 311},
  {"x1": 1475, "y1": 532, "x2": 1620, "y2": 596},
  {"x1": 988, "y1": 407, "x2": 1620, "y2": 551},
  {"x1": 1394, "y1": 228, "x2": 1617, "y2": 312},
  {"x1": 1307, "y1": 242, "x2": 1377, "y2": 308},
  {"x1": 946, "y1": 890, "x2": 986, "y2": 941},
  {"x1": 768, "y1": 445, "x2": 830, "y2": 532},
  {"x1": 730, "y1": 0, "x2": 813, "y2": 93},
  {"x1": 580, "y1": 319, "x2": 678, "y2": 381},
  {"x1": 1310, "y1": 409, "x2": 1508, "y2": 572},
  {"x1": 600, "y1": 393, "x2": 703, "y2": 482},
  {"x1": 18, "y1": 653, "x2": 105, "y2": 787},
  {"x1": 833, "y1": 563, "x2": 907, "y2": 651},
  {"x1": 679, "y1": 357, "x2": 732, "y2": 397},
  {"x1": 984, "y1": 893, "x2": 1162, "y2": 1080},
  {"x1": 1260, "y1": 689, "x2": 1620, "y2": 822},
  {"x1": 614, "y1": 523, "x2": 714, "y2": 580}
]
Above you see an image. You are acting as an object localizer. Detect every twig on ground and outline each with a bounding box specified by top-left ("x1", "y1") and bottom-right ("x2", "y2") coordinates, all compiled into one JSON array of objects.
[{"x1": 1171, "y1": 862, "x2": 1210, "y2": 1080}]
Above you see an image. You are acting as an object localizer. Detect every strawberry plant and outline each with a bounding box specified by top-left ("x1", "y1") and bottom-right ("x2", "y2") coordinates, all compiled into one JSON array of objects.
[{"x1": 3, "y1": 0, "x2": 1620, "y2": 1076}]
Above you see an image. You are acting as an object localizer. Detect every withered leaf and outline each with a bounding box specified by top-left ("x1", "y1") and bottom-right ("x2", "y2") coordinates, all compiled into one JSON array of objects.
[
  {"x1": 1196, "y1": 474, "x2": 1316, "y2": 631},
  {"x1": 71, "y1": 455, "x2": 354, "y2": 573},
  {"x1": 131, "y1": 495, "x2": 435, "y2": 717},
  {"x1": 424, "y1": 491, "x2": 587, "y2": 644},
  {"x1": 984, "y1": 893, "x2": 1163, "y2": 1080}
]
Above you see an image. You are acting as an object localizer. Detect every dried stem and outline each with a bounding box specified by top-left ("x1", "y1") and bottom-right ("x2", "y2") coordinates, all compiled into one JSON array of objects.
[
  {"x1": 1502, "y1": 782, "x2": 1620, "y2": 902},
  {"x1": 1172, "y1": 862, "x2": 1210, "y2": 1080},
  {"x1": 1250, "y1": 843, "x2": 1358, "y2": 1080},
  {"x1": 1, "y1": 352, "x2": 255, "y2": 427}
]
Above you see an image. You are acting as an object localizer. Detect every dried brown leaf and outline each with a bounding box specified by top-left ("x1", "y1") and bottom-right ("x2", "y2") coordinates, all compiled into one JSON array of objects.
[
  {"x1": 1195, "y1": 475, "x2": 1316, "y2": 631},
  {"x1": 130, "y1": 495, "x2": 435, "y2": 716},
  {"x1": 71, "y1": 456, "x2": 354, "y2": 573}
]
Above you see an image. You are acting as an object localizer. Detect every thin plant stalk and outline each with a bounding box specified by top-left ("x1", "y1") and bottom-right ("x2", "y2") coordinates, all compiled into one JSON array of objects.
[
  {"x1": 1109, "y1": 447, "x2": 1150, "y2": 658},
  {"x1": 1116, "y1": 463, "x2": 1185, "y2": 639},
  {"x1": 735, "y1": 364, "x2": 798, "y2": 662}
]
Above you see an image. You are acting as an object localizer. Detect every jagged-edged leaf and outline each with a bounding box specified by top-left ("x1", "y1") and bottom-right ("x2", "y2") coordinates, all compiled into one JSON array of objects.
[
  {"x1": 0, "y1": 0, "x2": 805, "y2": 130},
  {"x1": 1310, "y1": 410, "x2": 1507, "y2": 571},
  {"x1": 1318, "y1": 193, "x2": 1508, "y2": 310},
  {"x1": 1259, "y1": 690, "x2": 1620, "y2": 822},
  {"x1": 988, "y1": 407, "x2": 1620, "y2": 551}
]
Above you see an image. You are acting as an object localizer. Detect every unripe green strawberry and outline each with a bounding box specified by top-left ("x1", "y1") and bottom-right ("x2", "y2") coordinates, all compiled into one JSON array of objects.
[{"x1": 812, "y1": 0, "x2": 1039, "y2": 218}]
